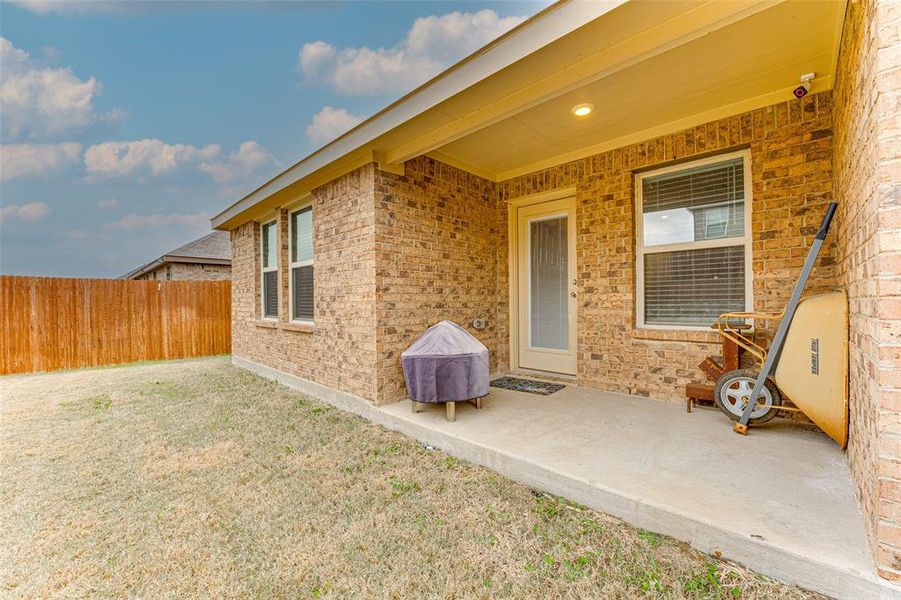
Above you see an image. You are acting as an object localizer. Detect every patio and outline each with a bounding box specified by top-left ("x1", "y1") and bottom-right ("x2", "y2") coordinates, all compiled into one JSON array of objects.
[{"x1": 239, "y1": 356, "x2": 898, "y2": 599}]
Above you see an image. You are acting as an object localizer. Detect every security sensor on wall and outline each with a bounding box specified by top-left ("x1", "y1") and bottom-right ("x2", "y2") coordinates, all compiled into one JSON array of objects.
[{"x1": 793, "y1": 73, "x2": 816, "y2": 99}]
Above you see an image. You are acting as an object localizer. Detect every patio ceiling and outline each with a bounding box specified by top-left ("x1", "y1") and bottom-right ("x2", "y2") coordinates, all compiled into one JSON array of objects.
[
  {"x1": 212, "y1": 0, "x2": 846, "y2": 230},
  {"x1": 432, "y1": 0, "x2": 845, "y2": 180}
]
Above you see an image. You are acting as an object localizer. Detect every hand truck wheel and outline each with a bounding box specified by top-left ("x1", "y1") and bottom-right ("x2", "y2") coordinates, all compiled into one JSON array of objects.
[{"x1": 714, "y1": 369, "x2": 782, "y2": 425}]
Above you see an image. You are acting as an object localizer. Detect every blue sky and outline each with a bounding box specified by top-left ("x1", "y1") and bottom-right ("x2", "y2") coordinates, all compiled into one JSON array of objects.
[{"x1": 0, "y1": 0, "x2": 546, "y2": 277}]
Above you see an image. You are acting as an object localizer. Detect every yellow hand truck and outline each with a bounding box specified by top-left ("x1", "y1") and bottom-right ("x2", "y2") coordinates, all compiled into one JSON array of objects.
[{"x1": 712, "y1": 203, "x2": 849, "y2": 448}]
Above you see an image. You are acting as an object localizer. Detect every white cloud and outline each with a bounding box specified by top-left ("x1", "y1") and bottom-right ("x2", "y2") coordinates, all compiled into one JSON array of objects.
[
  {"x1": 97, "y1": 198, "x2": 118, "y2": 209},
  {"x1": 9, "y1": 1, "x2": 226, "y2": 15},
  {"x1": 0, "y1": 142, "x2": 82, "y2": 181},
  {"x1": 1, "y1": 37, "x2": 30, "y2": 64},
  {"x1": 642, "y1": 210, "x2": 696, "y2": 245},
  {"x1": 0, "y1": 201, "x2": 51, "y2": 222},
  {"x1": 103, "y1": 213, "x2": 210, "y2": 231},
  {"x1": 10, "y1": 1, "x2": 72, "y2": 14},
  {"x1": 298, "y1": 40, "x2": 336, "y2": 81},
  {"x1": 84, "y1": 139, "x2": 220, "y2": 178},
  {"x1": 83, "y1": 138, "x2": 276, "y2": 185},
  {"x1": 298, "y1": 9, "x2": 527, "y2": 96},
  {"x1": 305, "y1": 107, "x2": 363, "y2": 146},
  {"x1": 198, "y1": 141, "x2": 275, "y2": 184},
  {"x1": 0, "y1": 37, "x2": 124, "y2": 142}
]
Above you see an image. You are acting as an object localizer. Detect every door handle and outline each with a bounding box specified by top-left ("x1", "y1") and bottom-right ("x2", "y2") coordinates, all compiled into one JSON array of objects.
[{"x1": 570, "y1": 292, "x2": 576, "y2": 298}]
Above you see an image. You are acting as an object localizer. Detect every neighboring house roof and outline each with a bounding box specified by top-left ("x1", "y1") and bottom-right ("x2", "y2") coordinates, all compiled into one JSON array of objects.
[
  {"x1": 211, "y1": 0, "x2": 845, "y2": 230},
  {"x1": 120, "y1": 231, "x2": 231, "y2": 279}
]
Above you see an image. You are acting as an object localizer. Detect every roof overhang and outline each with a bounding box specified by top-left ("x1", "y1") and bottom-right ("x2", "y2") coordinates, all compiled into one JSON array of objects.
[
  {"x1": 212, "y1": 0, "x2": 628, "y2": 229},
  {"x1": 212, "y1": 0, "x2": 846, "y2": 230}
]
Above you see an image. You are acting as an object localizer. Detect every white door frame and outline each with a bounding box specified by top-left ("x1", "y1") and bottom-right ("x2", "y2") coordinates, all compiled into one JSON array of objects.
[{"x1": 507, "y1": 188, "x2": 577, "y2": 375}]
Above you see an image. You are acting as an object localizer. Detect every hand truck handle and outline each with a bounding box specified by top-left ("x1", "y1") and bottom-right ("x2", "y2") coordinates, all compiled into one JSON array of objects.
[
  {"x1": 736, "y1": 201, "x2": 837, "y2": 430},
  {"x1": 815, "y1": 202, "x2": 838, "y2": 240}
]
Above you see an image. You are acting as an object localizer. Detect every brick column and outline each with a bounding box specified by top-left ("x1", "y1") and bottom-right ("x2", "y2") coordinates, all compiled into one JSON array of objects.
[
  {"x1": 277, "y1": 207, "x2": 290, "y2": 322},
  {"x1": 835, "y1": 0, "x2": 901, "y2": 581},
  {"x1": 872, "y1": 0, "x2": 901, "y2": 580}
]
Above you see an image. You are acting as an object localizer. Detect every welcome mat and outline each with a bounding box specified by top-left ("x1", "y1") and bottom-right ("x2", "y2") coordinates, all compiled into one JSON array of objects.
[{"x1": 489, "y1": 376, "x2": 565, "y2": 395}]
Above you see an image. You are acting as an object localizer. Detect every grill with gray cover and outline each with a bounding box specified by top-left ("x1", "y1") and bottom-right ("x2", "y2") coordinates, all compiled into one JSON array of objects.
[{"x1": 401, "y1": 320, "x2": 488, "y2": 421}]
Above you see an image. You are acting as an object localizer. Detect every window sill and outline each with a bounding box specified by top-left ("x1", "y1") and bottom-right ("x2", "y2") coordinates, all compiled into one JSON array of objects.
[
  {"x1": 280, "y1": 321, "x2": 315, "y2": 334},
  {"x1": 253, "y1": 319, "x2": 278, "y2": 329},
  {"x1": 633, "y1": 328, "x2": 720, "y2": 344}
]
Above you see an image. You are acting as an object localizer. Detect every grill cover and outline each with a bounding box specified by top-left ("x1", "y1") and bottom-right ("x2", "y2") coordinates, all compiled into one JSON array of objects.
[{"x1": 402, "y1": 320, "x2": 489, "y2": 403}]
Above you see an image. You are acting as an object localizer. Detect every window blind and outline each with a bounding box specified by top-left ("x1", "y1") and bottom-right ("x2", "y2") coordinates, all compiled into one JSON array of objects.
[
  {"x1": 644, "y1": 246, "x2": 745, "y2": 326},
  {"x1": 262, "y1": 222, "x2": 276, "y2": 268},
  {"x1": 638, "y1": 154, "x2": 749, "y2": 327},
  {"x1": 291, "y1": 207, "x2": 313, "y2": 263},
  {"x1": 290, "y1": 206, "x2": 314, "y2": 322},
  {"x1": 263, "y1": 270, "x2": 278, "y2": 318},
  {"x1": 292, "y1": 265, "x2": 314, "y2": 321},
  {"x1": 642, "y1": 158, "x2": 744, "y2": 214},
  {"x1": 260, "y1": 220, "x2": 277, "y2": 319},
  {"x1": 529, "y1": 216, "x2": 568, "y2": 350}
]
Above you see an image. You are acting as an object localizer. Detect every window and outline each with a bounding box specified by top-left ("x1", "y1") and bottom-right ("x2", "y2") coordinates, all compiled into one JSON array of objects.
[
  {"x1": 260, "y1": 220, "x2": 278, "y2": 319},
  {"x1": 636, "y1": 152, "x2": 751, "y2": 329},
  {"x1": 290, "y1": 206, "x2": 314, "y2": 322}
]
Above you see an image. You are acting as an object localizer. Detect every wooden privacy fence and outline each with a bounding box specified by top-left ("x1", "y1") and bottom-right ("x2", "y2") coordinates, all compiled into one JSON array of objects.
[{"x1": 0, "y1": 276, "x2": 231, "y2": 375}]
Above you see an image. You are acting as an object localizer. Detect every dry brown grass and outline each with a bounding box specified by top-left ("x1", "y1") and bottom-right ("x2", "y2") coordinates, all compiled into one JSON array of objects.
[{"x1": 0, "y1": 357, "x2": 822, "y2": 599}]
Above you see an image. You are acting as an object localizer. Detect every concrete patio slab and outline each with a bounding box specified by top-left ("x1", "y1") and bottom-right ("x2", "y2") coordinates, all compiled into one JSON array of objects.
[{"x1": 235, "y1": 356, "x2": 901, "y2": 599}]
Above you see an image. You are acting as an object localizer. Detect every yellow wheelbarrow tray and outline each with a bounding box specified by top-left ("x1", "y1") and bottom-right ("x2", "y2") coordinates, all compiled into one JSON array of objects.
[{"x1": 715, "y1": 292, "x2": 849, "y2": 448}]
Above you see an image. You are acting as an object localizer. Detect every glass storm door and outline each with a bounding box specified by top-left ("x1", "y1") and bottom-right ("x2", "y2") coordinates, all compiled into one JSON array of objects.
[{"x1": 517, "y1": 197, "x2": 577, "y2": 375}]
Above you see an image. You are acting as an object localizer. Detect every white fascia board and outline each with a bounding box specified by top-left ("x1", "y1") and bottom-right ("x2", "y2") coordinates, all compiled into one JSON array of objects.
[{"x1": 211, "y1": 0, "x2": 628, "y2": 229}]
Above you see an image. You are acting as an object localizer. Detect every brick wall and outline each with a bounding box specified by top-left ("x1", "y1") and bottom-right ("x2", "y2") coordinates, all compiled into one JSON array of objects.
[
  {"x1": 363, "y1": 94, "x2": 836, "y2": 407},
  {"x1": 498, "y1": 92, "x2": 836, "y2": 400},
  {"x1": 230, "y1": 165, "x2": 379, "y2": 402},
  {"x1": 834, "y1": 0, "x2": 901, "y2": 581},
  {"x1": 139, "y1": 262, "x2": 231, "y2": 281},
  {"x1": 373, "y1": 157, "x2": 500, "y2": 403},
  {"x1": 232, "y1": 96, "x2": 836, "y2": 409}
]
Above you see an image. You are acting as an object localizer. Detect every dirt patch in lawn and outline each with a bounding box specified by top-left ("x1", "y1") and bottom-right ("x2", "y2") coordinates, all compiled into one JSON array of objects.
[
  {"x1": 0, "y1": 357, "x2": 822, "y2": 598},
  {"x1": 143, "y1": 440, "x2": 238, "y2": 477}
]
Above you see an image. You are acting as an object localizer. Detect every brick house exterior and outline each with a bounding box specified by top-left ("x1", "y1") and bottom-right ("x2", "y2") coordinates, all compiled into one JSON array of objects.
[
  {"x1": 231, "y1": 96, "x2": 836, "y2": 402},
  {"x1": 216, "y1": 0, "x2": 901, "y2": 583},
  {"x1": 122, "y1": 231, "x2": 231, "y2": 282},
  {"x1": 132, "y1": 262, "x2": 231, "y2": 282},
  {"x1": 231, "y1": 168, "x2": 378, "y2": 400}
]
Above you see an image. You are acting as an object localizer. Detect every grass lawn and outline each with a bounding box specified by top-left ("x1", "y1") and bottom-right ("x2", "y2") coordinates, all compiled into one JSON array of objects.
[{"x1": 0, "y1": 357, "x2": 820, "y2": 598}]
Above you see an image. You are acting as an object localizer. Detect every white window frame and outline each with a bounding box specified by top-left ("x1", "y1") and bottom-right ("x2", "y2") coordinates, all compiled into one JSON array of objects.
[
  {"x1": 289, "y1": 202, "x2": 314, "y2": 324},
  {"x1": 260, "y1": 219, "x2": 278, "y2": 321},
  {"x1": 635, "y1": 149, "x2": 753, "y2": 331}
]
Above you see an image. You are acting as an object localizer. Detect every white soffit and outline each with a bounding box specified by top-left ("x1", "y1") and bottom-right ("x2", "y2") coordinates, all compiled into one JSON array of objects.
[{"x1": 439, "y1": 0, "x2": 845, "y2": 180}]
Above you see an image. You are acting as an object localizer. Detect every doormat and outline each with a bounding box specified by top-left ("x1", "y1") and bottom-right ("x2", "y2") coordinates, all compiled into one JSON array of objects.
[{"x1": 490, "y1": 376, "x2": 565, "y2": 395}]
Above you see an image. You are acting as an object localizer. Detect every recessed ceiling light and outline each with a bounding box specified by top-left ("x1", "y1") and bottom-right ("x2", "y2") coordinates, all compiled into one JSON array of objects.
[
  {"x1": 661, "y1": 215, "x2": 669, "y2": 220},
  {"x1": 571, "y1": 103, "x2": 593, "y2": 117}
]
